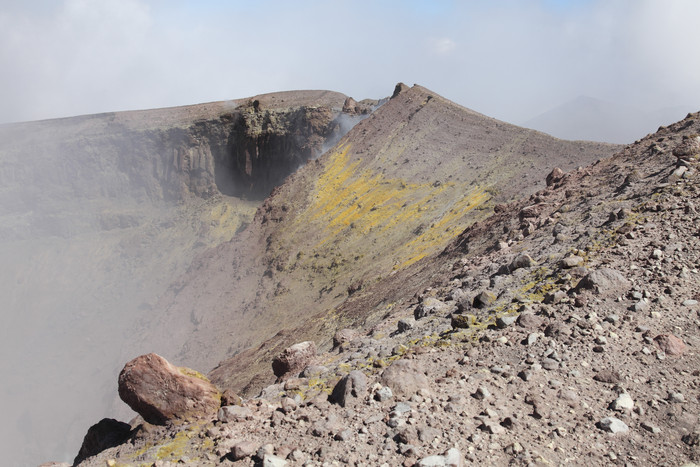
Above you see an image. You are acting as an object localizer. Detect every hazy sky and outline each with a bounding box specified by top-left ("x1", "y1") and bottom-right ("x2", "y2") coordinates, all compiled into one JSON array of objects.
[{"x1": 1, "y1": 0, "x2": 699, "y2": 127}]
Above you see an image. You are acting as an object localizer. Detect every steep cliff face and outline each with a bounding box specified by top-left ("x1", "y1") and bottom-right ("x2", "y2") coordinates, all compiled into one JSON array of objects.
[
  {"x1": 0, "y1": 91, "x2": 359, "y2": 238},
  {"x1": 0, "y1": 90, "x2": 366, "y2": 467},
  {"x1": 222, "y1": 105, "x2": 345, "y2": 197}
]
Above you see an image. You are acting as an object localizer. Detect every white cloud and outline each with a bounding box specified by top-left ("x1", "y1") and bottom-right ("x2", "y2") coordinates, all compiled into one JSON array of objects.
[
  {"x1": 431, "y1": 37, "x2": 456, "y2": 56},
  {"x1": 0, "y1": 0, "x2": 699, "y2": 131}
]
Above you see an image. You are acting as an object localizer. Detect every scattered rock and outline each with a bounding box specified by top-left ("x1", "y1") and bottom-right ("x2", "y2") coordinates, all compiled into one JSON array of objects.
[
  {"x1": 544, "y1": 290, "x2": 567, "y2": 304},
  {"x1": 509, "y1": 253, "x2": 537, "y2": 272},
  {"x1": 473, "y1": 291, "x2": 497, "y2": 309},
  {"x1": 560, "y1": 255, "x2": 584, "y2": 268},
  {"x1": 575, "y1": 268, "x2": 630, "y2": 295},
  {"x1": 262, "y1": 454, "x2": 288, "y2": 467},
  {"x1": 517, "y1": 312, "x2": 542, "y2": 329},
  {"x1": 380, "y1": 359, "x2": 430, "y2": 397},
  {"x1": 416, "y1": 448, "x2": 463, "y2": 467},
  {"x1": 374, "y1": 386, "x2": 393, "y2": 402},
  {"x1": 611, "y1": 393, "x2": 634, "y2": 411},
  {"x1": 496, "y1": 315, "x2": 517, "y2": 329},
  {"x1": 593, "y1": 369, "x2": 621, "y2": 384},
  {"x1": 525, "y1": 332, "x2": 539, "y2": 346},
  {"x1": 654, "y1": 333, "x2": 687, "y2": 356},
  {"x1": 333, "y1": 329, "x2": 360, "y2": 348},
  {"x1": 641, "y1": 422, "x2": 661, "y2": 434},
  {"x1": 117, "y1": 353, "x2": 221, "y2": 425},
  {"x1": 301, "y1": 365, "x2": 328, "y2": 378},
  {"x1": 414, "y1": 297, "x2": 449, "y2": 319},
  {"x1": 673, "y1": 136, "x2": 700, "y2": 158},
  {"x1": 472, "y1": 386, "x2": 491, "y2": 400},
  {"x1": 598, "y1": 417, "x2": 629, "y2": 434},
  {"x1": 682, "y1": 432, "x2": 700, "y2": 447},
  {"x1": 397, "y1": 318, "x2": 416, "y2": 333},
  {"x1": 330, "y1": 370, "x2": 368, "y2": 407},
  {"x1": 392, "y1": 82, "x2": 410, "y2": 98},
  {"x1": 218, "y1": 405, "x2": 253, "y2": 423},
  {"x1": 220, "y1": 389, "x2": 242, "y2": 407},
  {"x1": 231, "y1": 440, "x2": 258, "y2": 461},
  {"x1": 546, "y1": 167, "x2": 565, "y2": 186},
  {"x1": 279, "y1": 397, "x2": 297, "y2": 414},
  {"x1": 519, "y1": 203, "x2": 548, "y2": 220},
  {"x1": 272, "y1": 341, "x2": 317, "y2": 380}
]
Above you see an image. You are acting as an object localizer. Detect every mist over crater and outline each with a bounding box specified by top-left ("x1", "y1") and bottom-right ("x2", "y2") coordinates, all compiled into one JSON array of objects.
[{"x1": 0, "y1": 89, "x2": 369, "y2": 466}]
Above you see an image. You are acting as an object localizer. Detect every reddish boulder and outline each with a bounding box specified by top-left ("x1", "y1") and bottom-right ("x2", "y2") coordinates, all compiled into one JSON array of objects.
[
  {"x1": 272, "y1": 341, "x2": 317, "y2": 380},
  {"x1": 654, "y1": 333, "x2": 687, "y2": 356},
  {"x1": 118, "y1": 353, "x2": 221, "y2": 425}
]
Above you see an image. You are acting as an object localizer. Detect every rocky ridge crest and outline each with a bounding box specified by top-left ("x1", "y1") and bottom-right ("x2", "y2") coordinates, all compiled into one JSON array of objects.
[{"x1": 72, "y1": 112, "x2": 700, "y2": 465}]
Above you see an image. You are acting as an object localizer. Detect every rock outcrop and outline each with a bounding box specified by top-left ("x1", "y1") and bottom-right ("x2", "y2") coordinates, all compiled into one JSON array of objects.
[{"x1": 117, "y1": 353, "x2": 221, "y2": 425}]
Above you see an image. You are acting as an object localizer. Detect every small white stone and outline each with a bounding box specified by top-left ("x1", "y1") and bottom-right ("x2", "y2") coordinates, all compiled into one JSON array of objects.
[
  {"x1": 612, "y1": 393, "x2": 634, "y2": 411},
  {"x1": 599, "y1": 416, "x2": 629, "y2": 434}
]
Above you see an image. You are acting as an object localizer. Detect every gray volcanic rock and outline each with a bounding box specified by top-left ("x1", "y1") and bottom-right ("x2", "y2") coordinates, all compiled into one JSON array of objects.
[
  {"x1": 271, "y1": 341, "x2": 317, "y2": 381},
  {"x1": 117, "y1": 353, "x2": 221, "y2": 425},
  {"x1": 73, "y1": 418, "x2": 132, "y2": 465},
  {"x1": 330, "y1": 370, "x2": 368, "y2": 407},
  {"x1": 380, "y1": 359, "x2": 430, "y2": 397},
  {"x1": 575, "y1": 268, "x2": 630, "y2": 295}
]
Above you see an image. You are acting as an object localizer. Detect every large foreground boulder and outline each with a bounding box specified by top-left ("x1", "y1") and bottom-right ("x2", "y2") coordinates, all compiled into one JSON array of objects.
[{"x1": 118, "y1": 353, "x2": 221, "y2": 425}]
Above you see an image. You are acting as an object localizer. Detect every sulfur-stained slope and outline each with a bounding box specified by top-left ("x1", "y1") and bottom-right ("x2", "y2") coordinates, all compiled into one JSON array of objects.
[{"x1": 144, "y1": 84, "x2": 619, "y2": 396}]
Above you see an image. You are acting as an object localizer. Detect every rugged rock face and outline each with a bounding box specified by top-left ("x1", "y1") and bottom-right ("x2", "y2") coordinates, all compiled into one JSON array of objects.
[
  {"x1": 73, "y1": 418, "x2": 132, "y2": 465},
  {"x1": 199, "y1": 85, "x2": 618, "y2": 397},
  {"x1": 117, "y1": 353, "x2": 221, "y2": 425},
  {"x1": 73, "y1": 108, "x2": 699, "y2": 467}
]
